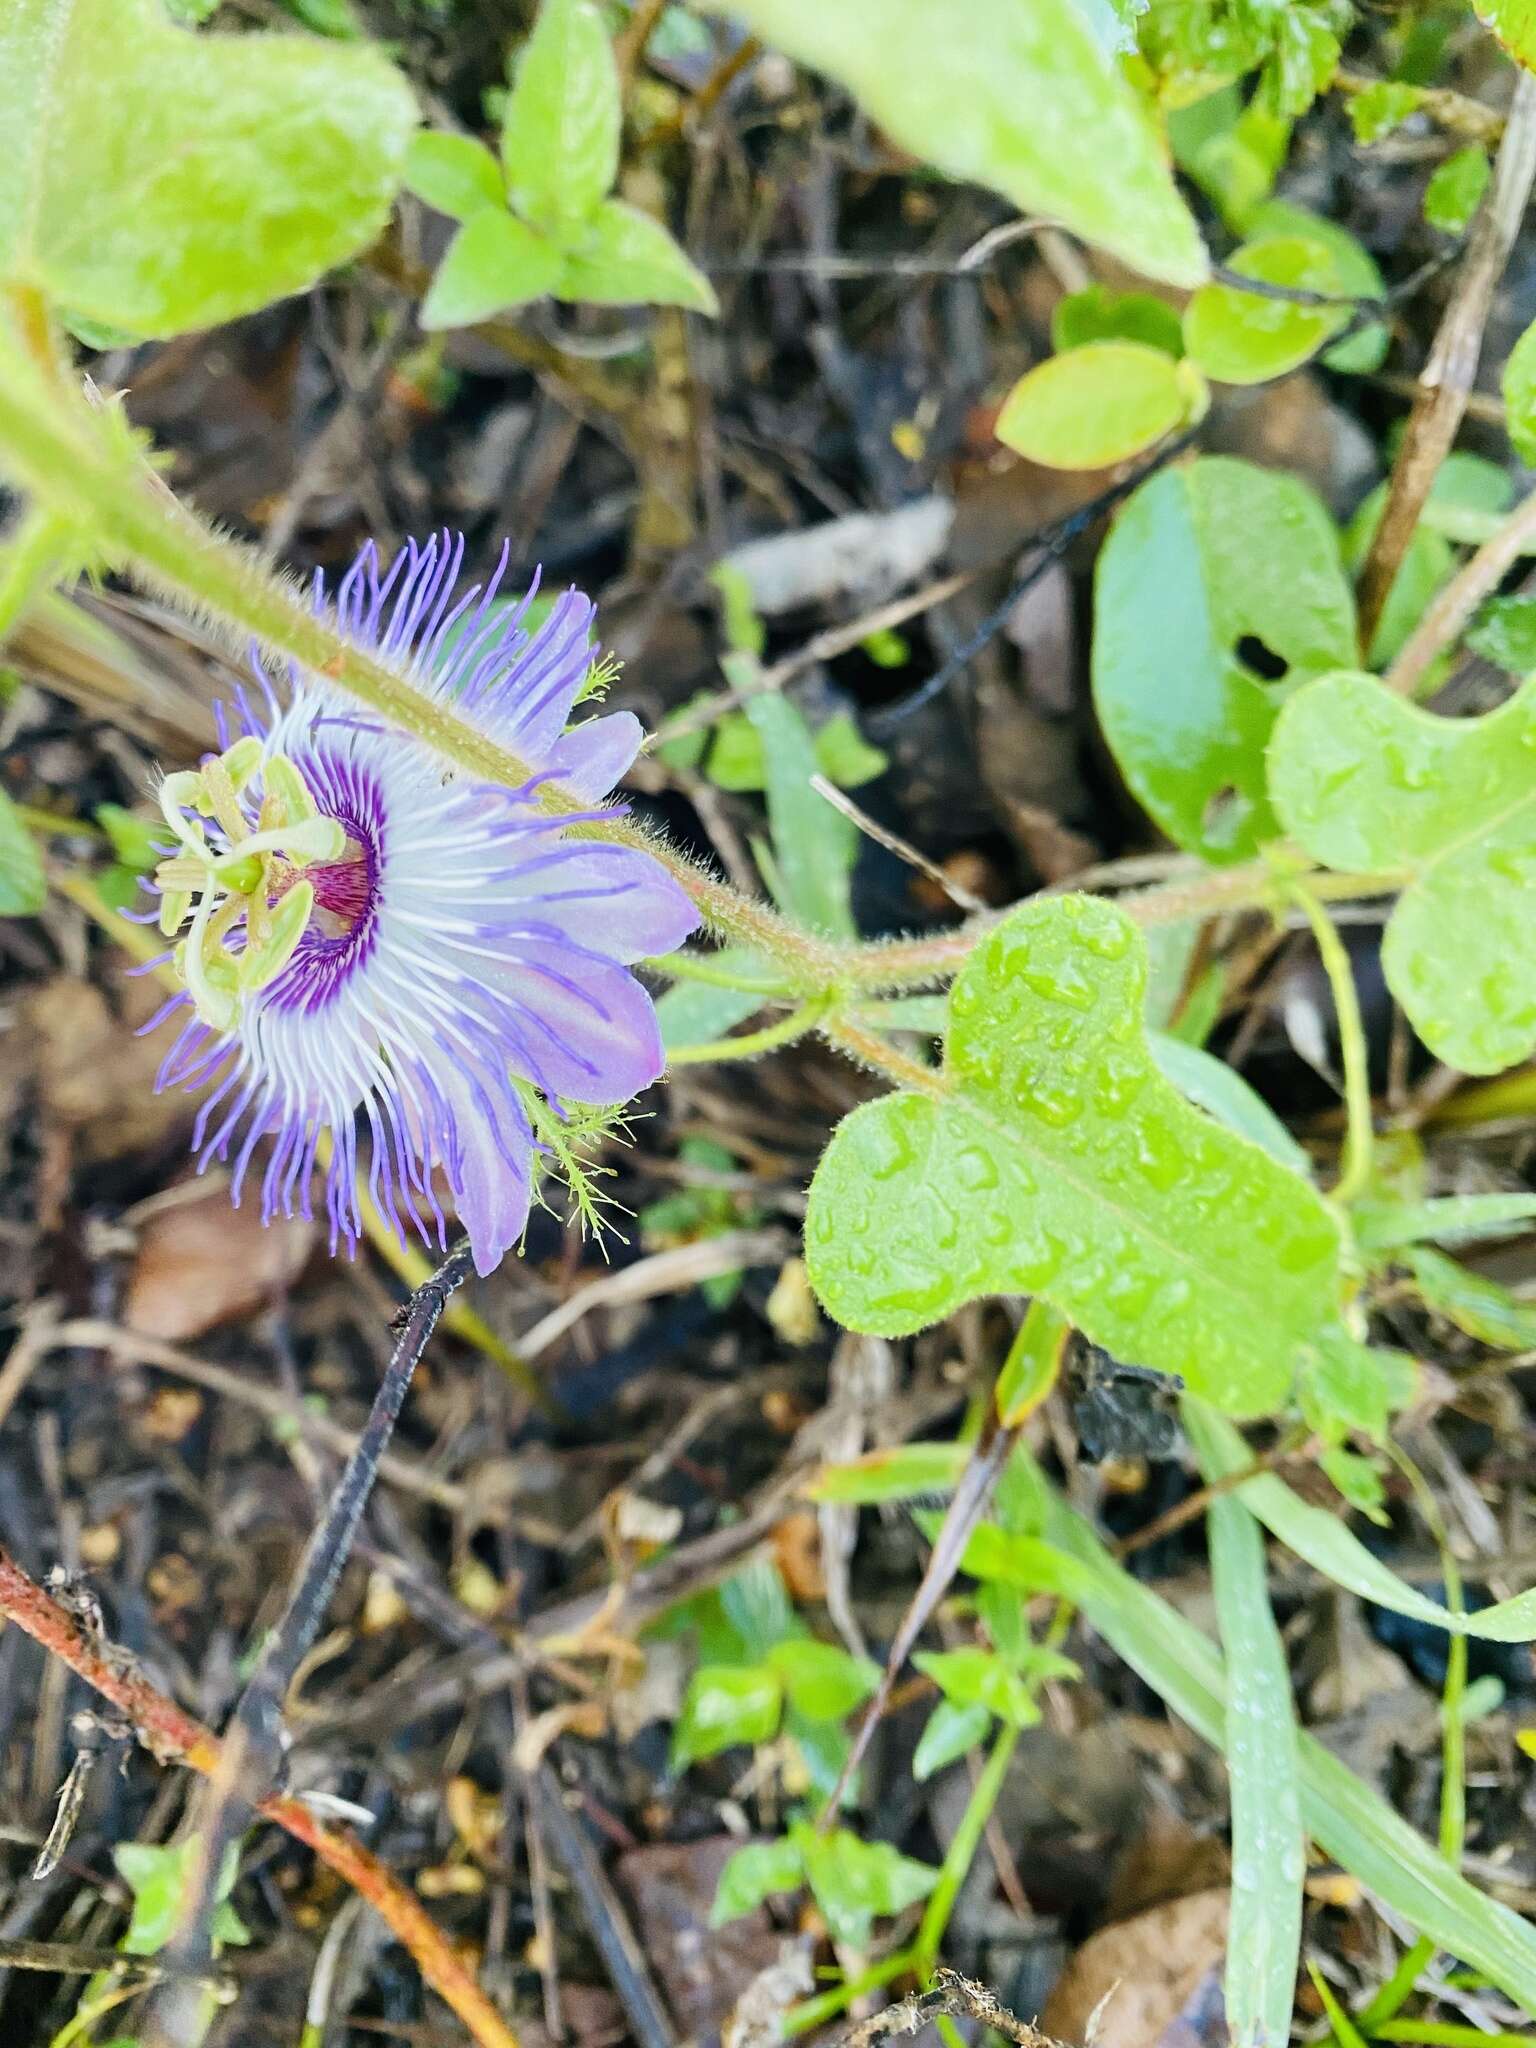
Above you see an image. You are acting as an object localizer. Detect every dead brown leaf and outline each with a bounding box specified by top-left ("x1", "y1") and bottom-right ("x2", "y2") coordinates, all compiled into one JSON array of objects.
[
  {"x1": 27, "y1": 971, "x2": 193, "y2": 1163},
  {"x1": 1042, "y1": 1886, "x2": 1229, "y2": 2048},
  {"x1": 123, "y1": 1182, "x2": 316, "y2": 1340},
  {"x1": 616, "y1": 1839, "x2": 788, "y2": 2045}
]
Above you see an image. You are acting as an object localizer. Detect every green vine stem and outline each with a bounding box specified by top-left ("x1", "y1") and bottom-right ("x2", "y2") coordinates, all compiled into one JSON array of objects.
[
  {"x1": 665, "y1": 996, "x2": 831, "y2": 1065},
  {"x1": 911, "y1": 1719, "x2": 1020, "y2": 1973},
  {"x1": 0, "y1": 312, "x2": 1403, "y2": 1017},
  {"x1": 1288, "y1": 880, "x2": 1375, "y2": 1206}
]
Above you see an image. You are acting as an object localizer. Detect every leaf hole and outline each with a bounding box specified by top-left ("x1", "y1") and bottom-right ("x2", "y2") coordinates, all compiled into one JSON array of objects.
[{"x1": 1235, "y1": 634, "x2": 1288, "y2": 682}]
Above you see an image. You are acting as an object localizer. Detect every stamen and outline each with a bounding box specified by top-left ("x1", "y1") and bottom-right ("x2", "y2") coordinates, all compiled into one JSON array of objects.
[{"x1": 151, "y1": 743, "x2": 346, "y2": 1029}]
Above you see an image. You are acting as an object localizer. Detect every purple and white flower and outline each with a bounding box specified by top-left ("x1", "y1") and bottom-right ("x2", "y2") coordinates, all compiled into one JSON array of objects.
[{"x1": 145, "y1": 535, "x2": 697, "y2": 1276}]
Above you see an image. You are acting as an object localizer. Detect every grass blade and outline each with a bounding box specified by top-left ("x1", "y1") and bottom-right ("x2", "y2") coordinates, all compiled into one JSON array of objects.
[
  {"x1": 996, "y1": 1490, "x2": 1536, "y2": 2010},
  {"x1": 1186, "y1": 1401, "x2": 1303, "y2": 2048},
  {"x1": 1193, "y1": 1405, "x2": 1536, "y2": 1642}
]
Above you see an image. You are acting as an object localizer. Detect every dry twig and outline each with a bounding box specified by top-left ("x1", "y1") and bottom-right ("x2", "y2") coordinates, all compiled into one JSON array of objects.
[{"x1": 1357, "y1": 72, "x2": 1536, "y2": 647}]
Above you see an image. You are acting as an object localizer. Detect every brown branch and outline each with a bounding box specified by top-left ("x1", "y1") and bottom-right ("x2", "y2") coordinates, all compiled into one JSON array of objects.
[
  {"x1": 1357, "y1": 71, "x2": 1536, "y2": 648},
  {"x1": 144, "y1": 1243, "x2": 476, "y2": 2048},
  {"x1": 1386, "y1": 479, "x2": 1536, "y2": 695},
  {"x1": 0, "y1": 1549, "x2": 521, "y2": 2048}
]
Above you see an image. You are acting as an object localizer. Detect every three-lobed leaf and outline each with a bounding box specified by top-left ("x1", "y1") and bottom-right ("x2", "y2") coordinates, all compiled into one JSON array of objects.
[
  {"x1": 804, "y1": 894, "x2": 1344, "y2": 1416},
  {"x1": 0, "y1": 0, "x2": 417, "y2": 338},
  {"x1": 1092, "y1": 456, "x2": 1357, "y2": 864},
  {"x1": 1269, "y1": 668, "x2": 1536, "y2": 1072},
  {"x1": 410, "y1": 0, "x2": 715, "y2": 320},
  {"x1": 691, "y1": 0, "x2": 1207, "y2": 287}
]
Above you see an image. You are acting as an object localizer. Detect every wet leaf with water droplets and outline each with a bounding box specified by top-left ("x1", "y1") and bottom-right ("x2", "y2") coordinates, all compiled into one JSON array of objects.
[
  {"x1": 1268, "y1": 668, "x2": 1536, "y2": 1073},
  {"x1": 805, "y1": 895, "x2": 1343, "y2": 1416},
  {"x1": 1093, "y1": 458, "x2": 1357, "y2": 865}
]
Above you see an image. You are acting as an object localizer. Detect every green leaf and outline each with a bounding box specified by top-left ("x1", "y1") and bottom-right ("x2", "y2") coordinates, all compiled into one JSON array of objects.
[
  {"x1": 1033, "y1": 1498, "x2": 1536, "y2": 2013},
  {"x1": 767, "y1": 1639, "x2": 879, "y2": 1721},
  {"x1": 657, "y1": 980, "x2": 765, "y2": 1053},
  {"x1": 1052, "y1": 284, "x2": 1184, "y2": 358},
  {"x1": 913, "y1": 1698, "x2": 992, "y2": 1780},
  {"x1": 1408, "y1": 1245, "x2": 1536, "y2": 1350},
  {"x1": 421, "y1": 210, "x2": 563, "y2": 327},
  {"x1": 1353, "y1": 1192, "x2": 1536, "y2": 1253},
  {"x1": 1299, "y1": 1331, "x2": 1415, "y2": 1443},
  {"x1": 1150, "y1": 1032, "x2": 1311, "y2": 1175},
  {"x1": 0, "y1": 788, "x2": 46, "y2": 914},
  {"x1": 116, "y1": 1839, "x2": 247, "y2": 1958},
  {"x1": 718, "y1": 1556, "x2": 798, "y2": 1662},
  {"x1": 405, "y1": 131, "x2": 504, "y2": 220},
  {"x1": 94, "y1": 803, "x2": 161, "y2": 872},
  {"x1": 1342, "y1": 482, "x2": 1454, "y2": 673},
  {"x1": 804, "y1": 895, "x2": 1344, "y2": 1417},
  {"x1": 558, "y1": 198, "x2": 718, "y2": 313},
  {"x1": 1184, "y1": 1402, "x2": 1302, "y2": 2048},
  {"x1": 502, "y1": 0, "x2": 620, "y2": 235},
  {"x1": 1468, "y1": 595, "x2": 1536, "y2": 674},
  {"x1": 671, "y1": 1663, "x2": 784, "y2": 1767},
  {"x1": 745, "y1": 694, "x2": 858, "y2": 937},
  {"x1": 995, "y1": 1297, "x2": 1071, "y2": 1427},
  {"x1": 995, "y1": 342, "x2": 1202, "y2": 472},
  {"x1": 1477, "y1": 3, "x2": 1536, "y2": 73},
  {"x1": 1268, "y1": 667, "x2": 1536, "y2": 1073},
  {"x1": 912, "y1": 1646, "x2": 1041, "y2": 1728},
  {"x1": 1092, "y1": 456, "x2": 1357, "y2": 864},
  {"x1": 1169, "y1": 86, "x2": 1289, "y2": 233},
  {"x1": 785, "y1": 1705, "x2": 855, "y2": 1802},
  {"x1": 814, "y1": 712, "x2": 888, "y2": 789},
  {"x1": 1243, "y1": 200, "x2": 1387, "y2": 374},
  {"x1": 795, "y1": 1824, "x2": 938, "y2": 1948},
  {"x1": 1183, "y1": 235, "x2": 1350, "y2": 385},
  {"x1": 1425, "y1": 145, "x2": 1490, "y2": 235},
  {"x1": 710, "y1": 1835, "x2": 806, "y2": 1925},
  {"x1": 1505, "y1": 316, "x2": 1536, "y2": 467},
  {"x1": 0, "y1": 0, "x2": 416, "y2": 338},
  {"x1": 1191, "y1": 1405, "x2": 1536, "y2": 1643},
  {"x1": 1319, "y1": 1442, "x2": 1388, "y2": 1523},
  {"x1": 1348, "y1": 79, "x2": 1421, "y2": 143},
  {"x1": 691, "y1": 0, "x2": 1207, "y2": 287},
  {"x1": 706, "y1": 707, "x2": 885, "y2": 794},
  {"x1": 808, "y1": 1441, "x2": 968, "y2": 1505}
]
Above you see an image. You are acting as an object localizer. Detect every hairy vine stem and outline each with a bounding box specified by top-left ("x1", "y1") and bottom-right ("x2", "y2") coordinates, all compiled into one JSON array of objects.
[{"x1": 0, "y1": 311, "x2": 1402, "y2": 1018}]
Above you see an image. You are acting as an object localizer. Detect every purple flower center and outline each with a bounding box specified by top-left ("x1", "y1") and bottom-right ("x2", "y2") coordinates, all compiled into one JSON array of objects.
[
  {"x1": 263, "y1": 772, "x2": 386, "y2": 1014},
  {"x1": 301, "y1": 837, "x2": 376, "y2": 936}
]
